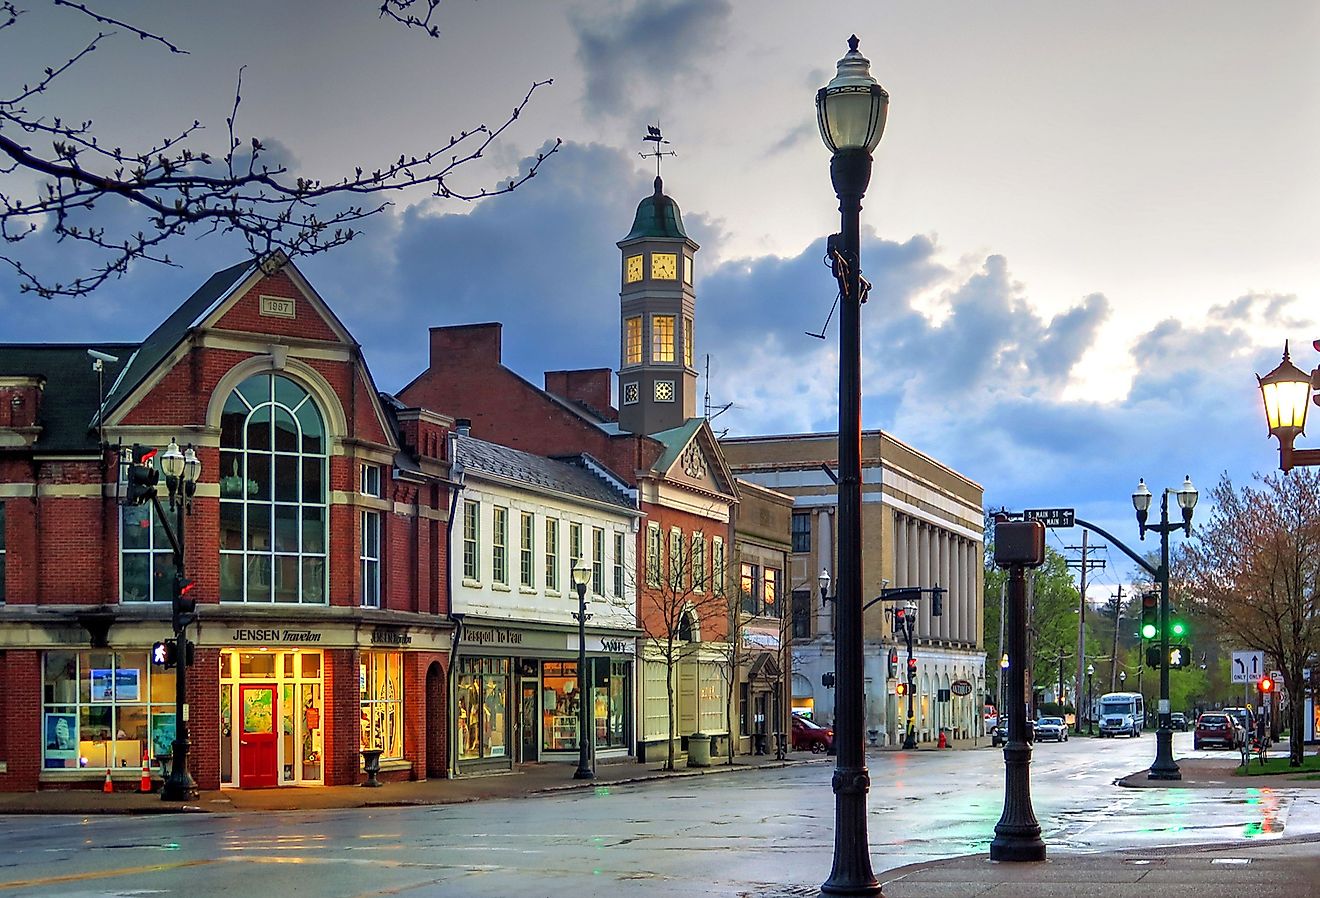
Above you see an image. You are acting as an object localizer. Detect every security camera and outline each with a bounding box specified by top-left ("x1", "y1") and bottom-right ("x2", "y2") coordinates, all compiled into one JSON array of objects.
[{"x1": 87, "y1": 349, "x2": 119, "y2": 363}]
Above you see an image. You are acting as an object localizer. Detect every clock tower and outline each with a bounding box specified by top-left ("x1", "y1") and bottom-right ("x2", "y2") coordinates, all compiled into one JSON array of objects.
[{"x1": 617, "y1": 175, "x2": 699, "y2": 436}]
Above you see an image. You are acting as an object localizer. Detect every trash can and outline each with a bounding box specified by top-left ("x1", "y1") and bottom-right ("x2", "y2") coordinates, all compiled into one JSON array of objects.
[{"x1": 687, "y1": 733, "x2": 711, "y2": 768}]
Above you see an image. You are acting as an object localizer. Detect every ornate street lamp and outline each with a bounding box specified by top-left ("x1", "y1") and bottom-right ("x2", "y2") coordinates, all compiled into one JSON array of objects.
[
  {"x1": 571, "y1": 562, "x2": 594, "y2": 780},
  {"x1": 1257, "y1": 343, "x2": 1320, "y2": 472},
  {"x1": 816, "y1": 33, "x2": 888, "y2": 897},
  {"x1": 159, "y1": 438, "x2": 201, "y2": 802}
]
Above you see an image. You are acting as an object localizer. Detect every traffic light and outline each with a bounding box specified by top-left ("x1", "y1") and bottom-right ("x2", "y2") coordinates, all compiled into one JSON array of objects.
[
  {"x1": 124, "y1": 445, "x2": 159, "y2": 506},
  {"x1": 1168, "y1": 644, "x2": 1191, "y2": 669},
  {"x1": 1140, "y1": 591, "x2": 1158, "y2": 640},
  {"x1": 1170, "y1": 619, "x2": 1187, "y2": 639},
  {"x1": 931, "y1": 587, "x2": 944, "y2": 618},
  {"x1": 893, "y1": 606, "x2": 907, "y2": 634},
  {"x1": 172, "y1": 574, "x2": 196, "y2": 630},
  {"x1": 907, "y1": 656, "x2": 918, "y2": 678},
  {"x1": 1146, "y1": 645, "x2": 1161, "y2": 668},
  {"x1": 1258, "y1": 676, "x2": 1275, "y2": 695},
  {"x1": 895, "y1": 683, "x2": 908, "y2": 696},
  {"x1": 887, "y1": 648, "x2": 899, "y2": 679},
  {"x1": 821, "y1": 672, "x2": 836, "y2": 688},
  {"x1": 152, "y1": 639, "x2": 177, "y2": 669}
]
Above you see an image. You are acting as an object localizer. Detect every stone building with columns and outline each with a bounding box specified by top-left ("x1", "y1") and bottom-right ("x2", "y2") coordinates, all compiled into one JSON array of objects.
[{"x1": 720, "y1": 430, "x2": 985, "y2": 747}]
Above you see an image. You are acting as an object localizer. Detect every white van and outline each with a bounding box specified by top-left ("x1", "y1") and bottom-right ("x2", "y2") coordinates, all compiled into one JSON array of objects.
[{"x1": 1097, "y1": 692, "x2": 1144, "y2": 738}]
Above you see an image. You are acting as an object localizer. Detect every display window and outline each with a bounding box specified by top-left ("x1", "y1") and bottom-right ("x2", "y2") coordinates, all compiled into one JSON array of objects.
[
  {"x1": 542, "y1": 659, "x2": 630, "y2": 752},
  {"x1": 457, "y1": 657, "x2": 509, "y2": 761},
  {"x1": 42, "y1": 650, "x2": 175, "y2": 771},
  {"x1": 360, "y1": 651, "x2": 404, "y2": 760},
  {"x1": 219, "y1": 649, "x2": 324, "y2": 786}
]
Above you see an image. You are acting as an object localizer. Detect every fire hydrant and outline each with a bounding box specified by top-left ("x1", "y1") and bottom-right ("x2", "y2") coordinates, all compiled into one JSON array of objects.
[{"x1": 938, "y1": 729, "x2": 948, "y2": 749}]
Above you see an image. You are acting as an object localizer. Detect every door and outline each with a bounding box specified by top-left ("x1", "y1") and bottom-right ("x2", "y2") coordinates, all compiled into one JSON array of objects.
[
  {"x1": 520, "y1": 679, "x2": 539, "y2": 763},
  {"x1": 239, "y1": 684, "x2": 278, "y2": 788}
]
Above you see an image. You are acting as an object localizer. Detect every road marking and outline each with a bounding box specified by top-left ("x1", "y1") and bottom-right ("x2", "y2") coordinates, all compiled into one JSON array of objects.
[{"x1": 0, "y1": 859, "x2": 216, "y2": 891}]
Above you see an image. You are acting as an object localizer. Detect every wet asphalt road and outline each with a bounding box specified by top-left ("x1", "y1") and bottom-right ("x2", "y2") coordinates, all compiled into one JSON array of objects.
[{"x1": 2, "y1": 731, "x2": 1315, "y2": 898}]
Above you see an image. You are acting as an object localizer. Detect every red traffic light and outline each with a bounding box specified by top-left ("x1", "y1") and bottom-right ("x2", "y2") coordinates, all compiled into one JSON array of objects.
[{"x1": 1258, "y1": 676, "x2": 1275, "y2": 694}]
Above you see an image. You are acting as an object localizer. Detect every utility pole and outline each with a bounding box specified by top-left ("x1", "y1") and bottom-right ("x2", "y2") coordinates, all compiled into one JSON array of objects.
[
  {"x1": 1066, "y1": 532, "x2": 1105, "y2": 734},
  {"x1": 1056, "y1": 647, "x2": 1065, "y2": 707},
  {"x1": 1108, "y1": 585, "x2": 1124, "y2": 694}
]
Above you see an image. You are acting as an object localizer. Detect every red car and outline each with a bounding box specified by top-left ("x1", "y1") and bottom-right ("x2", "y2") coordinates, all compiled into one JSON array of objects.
[
  {"x1": 792, "y1": 714, "x2": 835, "y2": 753},
  {"x1": 1194, "y1": 711, "x2": 1240, "y2": 750}
]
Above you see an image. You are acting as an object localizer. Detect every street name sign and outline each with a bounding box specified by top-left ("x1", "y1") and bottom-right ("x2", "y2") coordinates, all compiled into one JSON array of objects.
[
  {"x1": 1231, "y1": 650, "x2": 1265, "y2": 684},
  {"x1": 1024, "y1": 508, "x2": 1075, "y2": 528}
]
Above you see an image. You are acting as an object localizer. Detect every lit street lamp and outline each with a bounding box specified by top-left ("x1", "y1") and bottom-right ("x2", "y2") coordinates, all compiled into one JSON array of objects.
[
  {"x1": 816, "y1": 33, "x2": 888, "y2": 898},
  {"x1": 1257, "y1": 342, "x2": 1320, "y2": 471},
  {"x1": 157, "y1": 438, "x2": 200, "y2": 802},
  {"x1": 571, "y1": 563, "x2": 594, "y2": 781}
]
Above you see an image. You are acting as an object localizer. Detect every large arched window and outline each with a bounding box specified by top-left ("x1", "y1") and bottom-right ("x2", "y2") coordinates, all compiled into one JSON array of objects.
[{"x1": 219, "y1": 374, "x2": 327, "y2": 603}]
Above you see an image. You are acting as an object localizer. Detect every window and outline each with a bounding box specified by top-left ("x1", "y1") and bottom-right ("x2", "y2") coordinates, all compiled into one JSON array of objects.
[
  {"x1": 646, "y1": 524, "x2": 662, "y2": 588},
  {"x1": 570, "y1": 522, "x2": 583, "y2": 579},
  {"x1": 463, "y1": 500, "x2": 480, "y2": 581},
  {"x1": 684, "y1": 255, "x2": 693, "y2": 285},
  {"x1": 793, "y1": 590, "x2": 812, "y2": 639},
  {"x1": 0, "y1": 501, "x2": 6, "y2": 603},
  {"x1": 669, "y1": 527, "x2": 682, "y2": 591},
  {"x1": 683, "y1": 318, "x2": 694, "y2": 368},
  {"x1": 763, "y1": 568, "x2": 780, "y2": 618},
  {"x1": 492, "y1": 506, "x2": 509, "y2": 585},
  {"x1": 218, "y1": 373, "x2": 327, "y2": 603},
  {"x1": 623, "y1": 382, "x2": 640, "y2": 405},
  {"x1": 119, "y1": 453, "x2": 172, "y2": 602},
  {"x1": 41, "y1": 650, "x2": 175, "y2": 770},
  {"x1": 613, "y1": 531, "x2": 625, "y2": 598},
  {"x1": 541, "y1": 659, "x2": 630, "y2": 751},
  {"x1": 360, "y1": 651, "x2": 404, "y2": 760},
  {"x1": 520, "y1": 512, "x2": 535, "y2": 588},
  {"x1": 712, "y1": 536, "x2": 725, "y2": 596},
  {"x1": 791, "y1": 512, "x2": 811, "y2": 553},
  {"x1": 361, "y1": 464, "x2": 382, "y2": 608},
  {"x1": 457, "y1": 657, "x2": 509, "y2": 761},
  {"x1": 652, "y1": 315, "x2": 675, "y2": 363},
  {"x1": 691, "y1": 532, "x2": 705, "y2": 592},
  {"x1": 592, "y1": 527, "x2": 605, "y2": 595},
  {"x1": 545, "y1": 518, "x2": 559, "y2": 591},
  {"x1": 625, "y1": 316, "x2": 642, "y2": 365},
  {"x1": 741, "y1": 562, "x2": 760, "y2": 615}
]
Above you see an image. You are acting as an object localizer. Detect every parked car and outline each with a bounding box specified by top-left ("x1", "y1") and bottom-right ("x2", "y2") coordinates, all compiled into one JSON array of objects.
[
  {"x1": 1194, "y1": 711, "x2": 1240, "y2": 750},
  {"x1": 1170, "y1": 713, "x2": 1188, "y2": 731},
  {"x1": 1221, "y1": 707, "x2": 1258, "y2": 745},
  {"x1": 792, "y1": 713, "x2": 835, "y2": 753},
  {"x1": 991, "y1": 719, "x2": 1034, "y2": 747},
  {"x1": 1035, "y1": 716, "x2": 1068, "y2": 742},
  {"x1": 984, "y1": 705, "x2": 999, "y2": 732}
]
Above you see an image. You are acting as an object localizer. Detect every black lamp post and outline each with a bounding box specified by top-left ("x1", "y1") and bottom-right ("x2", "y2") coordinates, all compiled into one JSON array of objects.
[
  {"x1": 158, "y1": 439, "x2": 200, "y2": 802},
  {"x1": 1257, "y1": 343, "x2": 1320, "y2": 472},
  {"x1": 816, "y1": 33, "x2": 888, "y2": 898},
  {"x1": 1131, "y1": 475, "x2": 1197, "y2": 781},
  {"x1": 571, "y1": 562, "x2": 594, "y2": 781},
  {"x1": 1085, "y1": 664, "x2": 1095, "y2": 736}
]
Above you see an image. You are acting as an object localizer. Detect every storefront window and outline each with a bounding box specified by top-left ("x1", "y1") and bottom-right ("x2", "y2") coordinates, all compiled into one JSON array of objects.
[
  {"x1": 42, "y1": 650, "x2": 175, "y2": 770},
  {"x1": 360, "y1": 651, "x2": 404, "y2": 760},
  {"x1": 457, "y1": 657, "x2": 508, "y2": 761},
  {"x1": 542, "y1": 659, "x2": 629, "y2": 751}
]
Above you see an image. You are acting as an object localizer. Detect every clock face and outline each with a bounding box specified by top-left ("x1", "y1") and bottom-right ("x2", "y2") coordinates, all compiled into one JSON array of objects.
[
  {"x1": 623, "y1": 382, "x2": 640, "y2": 405},
  {"x1": 651, "y1": 253, "x2": 677, "y2": 280},
  {"x1": 625, "y1": 254, "x2": 643, "y2": 284},
  {"x1": 654, "y1": 380, "x2": 675, "y2": 402}
]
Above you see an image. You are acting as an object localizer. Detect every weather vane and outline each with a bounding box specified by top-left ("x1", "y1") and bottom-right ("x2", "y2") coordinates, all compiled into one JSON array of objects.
[{"x1": 639, "y1": 125, "x2": 676, "y2": 179}]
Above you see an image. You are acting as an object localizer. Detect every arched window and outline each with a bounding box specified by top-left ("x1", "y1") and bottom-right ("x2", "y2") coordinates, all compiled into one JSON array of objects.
[
  {"x1": 218, "y1": 374, "x2": 327, "y2": 603},
  {"x1": 678, "y1": 607, "x2": 699, "y2": 642}
]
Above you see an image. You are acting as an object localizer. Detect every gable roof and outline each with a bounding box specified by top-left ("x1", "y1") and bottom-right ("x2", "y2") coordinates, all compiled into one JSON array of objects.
[
  {"x1": 0, "y1": 343, "x2": 136, "y2": 452},
  {"x1": 648, "y1": 416, "x2": 739, "y2": 499},
  {"x1": 100, "y1": 258, "x2": 256, "y2": 420},
  {"x1": 454, "y1": 434, "x2": 636, "y2": 512}
]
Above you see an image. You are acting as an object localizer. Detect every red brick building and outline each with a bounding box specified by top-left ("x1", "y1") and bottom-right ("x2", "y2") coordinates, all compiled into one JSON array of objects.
[
  {"x1": 0, "y1": 254, "x2": 455, "y2": 791},
  {"x1": 401, "y1": 177, "x2": 743, "y2": 761}
]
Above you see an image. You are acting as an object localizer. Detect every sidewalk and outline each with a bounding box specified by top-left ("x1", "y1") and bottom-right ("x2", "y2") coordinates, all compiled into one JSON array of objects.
[{"x1": 0, "y1": 750, "x2": 826, "y2": 815}]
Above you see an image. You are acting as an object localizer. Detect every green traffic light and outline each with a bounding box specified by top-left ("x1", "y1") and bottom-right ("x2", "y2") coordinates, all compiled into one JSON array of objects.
[
  {"x1": 1141, "y1": 623, "x2": 1157, "y2": 639},
  {"x1": 1171, "y1": 621, "x2": 1186, "y2": 637}
]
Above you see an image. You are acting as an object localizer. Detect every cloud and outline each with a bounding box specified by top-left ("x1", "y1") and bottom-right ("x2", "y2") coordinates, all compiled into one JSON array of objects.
[{"x1": 571, "y1": 0, "x2": 732, "y2": 118}]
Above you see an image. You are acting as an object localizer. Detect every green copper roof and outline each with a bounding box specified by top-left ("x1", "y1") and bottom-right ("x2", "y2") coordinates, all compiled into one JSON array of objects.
[{"x1": 622, "y1": 176, "x2": 687, "y2": 241}]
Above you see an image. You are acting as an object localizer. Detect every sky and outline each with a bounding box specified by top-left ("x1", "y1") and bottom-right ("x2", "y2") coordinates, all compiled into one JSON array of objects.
[{"x1": 3, "y1": 0, "x2": 1319, "y2": 597}]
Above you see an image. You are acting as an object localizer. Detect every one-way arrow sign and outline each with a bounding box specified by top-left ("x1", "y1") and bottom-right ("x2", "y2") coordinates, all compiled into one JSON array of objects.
[{"x1": 1024, "y1": 508, "x2": 1075, "y2": 528}]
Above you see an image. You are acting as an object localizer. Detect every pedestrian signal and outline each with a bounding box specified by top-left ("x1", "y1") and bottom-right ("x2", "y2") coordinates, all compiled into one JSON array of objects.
[{"x1": 896, "y1": 683, "x2": 908, "y2": 696}]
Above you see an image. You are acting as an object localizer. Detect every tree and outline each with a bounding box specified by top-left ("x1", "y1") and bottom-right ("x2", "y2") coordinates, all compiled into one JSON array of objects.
[
  {"x1": 637, "y1": 526, "x2": 730, "y2": 771},
  {"x1": 1178, "y1": 470, "x2": 1320, "y2": 766},
  {"x1": 0, "y1": 1, "x2": 559, "y2": 297}
]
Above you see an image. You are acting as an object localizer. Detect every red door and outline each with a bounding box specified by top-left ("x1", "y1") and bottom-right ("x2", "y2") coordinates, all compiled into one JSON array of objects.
[{"x1": 238, "y1": 685, "x2": 278, "y2": 788}]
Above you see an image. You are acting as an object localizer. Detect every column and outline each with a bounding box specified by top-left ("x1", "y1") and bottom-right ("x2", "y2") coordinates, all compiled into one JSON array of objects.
[
  {"x1": 938, "y1": 530, "x2": 951, "y2": 641},
  {"x1": 918, "y1": 523, "x2": 931, "y2": 638}
]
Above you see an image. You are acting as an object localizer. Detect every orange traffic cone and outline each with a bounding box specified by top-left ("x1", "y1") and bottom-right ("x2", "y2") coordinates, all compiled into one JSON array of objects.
[
  {"x1": 102, "y1": 770, "x2": 114, "y2": 793},
  {"x1": 938, "y1": 730, "x2": 948, "y2": 749},
  {"x1": 139, "y1": 765, "x2": 152, "y2": 793}
]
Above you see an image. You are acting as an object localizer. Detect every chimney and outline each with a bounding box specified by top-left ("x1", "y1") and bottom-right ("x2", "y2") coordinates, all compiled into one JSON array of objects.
[
  {"x1": 429, "y1": 323, "x2": 502, "y2": 369},
  {"x1": 455, "y1": 418, "x2": 472, "y2": 437},
  {"x1": 544, "y1": 368, "x2": 617, "y2": 421}
]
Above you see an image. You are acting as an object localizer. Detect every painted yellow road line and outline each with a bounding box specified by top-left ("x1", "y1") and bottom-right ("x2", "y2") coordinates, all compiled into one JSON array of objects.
[{"x1": 0, "y1": 858, "x2": 216, "y2": 891}]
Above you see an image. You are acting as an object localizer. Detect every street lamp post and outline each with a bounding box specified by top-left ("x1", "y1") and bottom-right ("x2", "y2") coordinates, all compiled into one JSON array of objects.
[
  {"x1": 571, "y1": 563, "x2": 594, "y2": 780},
  {"x1": 816, "y1": 33, "x2": 888, "y2": 898},
  {"x1": 1132, "y1": 475, "x2": 1198, "y2": 780},
  {"x1": 158, "y1": 439, "x2": 200, "y2": 802},
  {"x1": 1085, "y1": 664, "x2": 1095, "y2": 736},
  {"x1": 1257, "y1": 342, "x2": 1320, "y2": 472}
]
